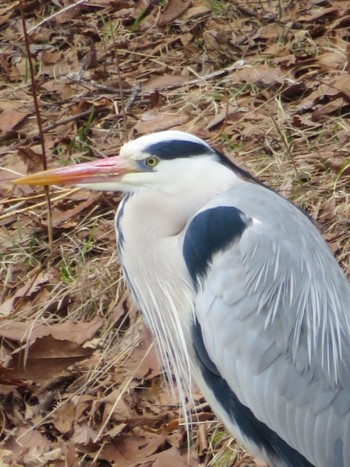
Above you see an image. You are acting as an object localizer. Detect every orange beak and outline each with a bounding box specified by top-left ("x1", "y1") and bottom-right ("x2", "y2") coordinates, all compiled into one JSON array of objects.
[{"x1": 13, "y1": 156, "x2": 135, "y2": 187}]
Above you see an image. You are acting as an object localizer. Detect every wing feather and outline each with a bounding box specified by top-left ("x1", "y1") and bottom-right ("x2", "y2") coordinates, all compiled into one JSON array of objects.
[{"x1": 190, "y1": 182, "x2": 350, "y2": 466}]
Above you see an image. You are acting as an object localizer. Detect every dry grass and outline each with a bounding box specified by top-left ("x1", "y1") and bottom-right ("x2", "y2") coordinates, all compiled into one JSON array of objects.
[{"x1": 1, "y1": 0, "x2": 350, "y2": 465}]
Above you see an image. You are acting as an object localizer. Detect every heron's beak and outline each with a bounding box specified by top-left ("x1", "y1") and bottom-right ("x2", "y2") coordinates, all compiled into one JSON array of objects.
[{"x1": 13, "y1": 156, "x2": 136, "y2": 187}]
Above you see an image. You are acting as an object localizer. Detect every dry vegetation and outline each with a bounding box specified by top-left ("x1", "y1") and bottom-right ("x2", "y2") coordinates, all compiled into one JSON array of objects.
[{"x1": 1, "y1": 0, "x2": 350, "y2": 465}]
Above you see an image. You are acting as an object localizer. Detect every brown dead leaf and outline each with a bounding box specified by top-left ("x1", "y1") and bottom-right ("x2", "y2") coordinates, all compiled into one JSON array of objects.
[
  {"x1": 5, "y1": 425, "x2": 48, "y2": 451},
  {"x1": 297, "y1": 74, "x2": 350, "y2": 113},
  {"x1": 312, "y1": 97, "x2": 346, "y2": 121},
  {"x1": 143, "y1": 74, "x2": 187, "y2": 91},
  {"x1": 104, "y1": 389, "x2": 134, "y2": 421},
  {"x1": 134, "y1": 112, "x2": 190, "y2": 134},
  {"x1": 0, "y1": 3, "x2": 16, "y2": 27},
  {"x1": 254, "y1": 23, "x2": 285, "y2": 41},
  {"x1": 107, "y1": 431, "x2": 167, "y2": 464},
  {"x1": 157, "y1": 0, "x2": 191, "y2": 27},
  {"x1": 126, "y1": 324, "x2": 161, "y2": 380},
  {"x1": 206, "y1": 104, "x2": 242, "y2": 130},
  {"x1": 319, "y1": 197, "x2": 336, "y2": 223},
  {"x1": 52, "y1": 400, "x2": 75, "y2": 434},
  {"x1": 59, "y1": 82, "x2": 74, "y2": 100},
  {"x1": 72, "y1": 424, "x2": 99, "y2": 446},
  {"x1": 54, "y1": 3, "x2": 81, "y2": 25},
  {"x1": 298, "y1": 6, "x2": 337, "y2": 22},
  {"x1": 41, "y1": 50, "x2": 64, "y2": 65},
  {"x1": 0, "y1": 272, "x2": 53, "y2": 317},
  {"x1": 107, "y1": 423, "x2": 128, "y2": 438},
  {"x1": 16, "y1": 146, "x2": 43, "y2": 173},
  {"x1": 326, "y1": 156, "x2": 350, "y2": 175},
  {"x1": 0, "y1": 108, "x2": 29, "y2": 135},
  {"x1": 181, "y1": 3, "x2": 211, "y2": 20},
  {"x1": 2, "y1": 335, "x2": 94, "y2": 381},
  {"x1": 0, "y1": 316, "x2": 103, "y2": 346},
  {"x1": 317, "y1": 50, "x2": 347, "y2": 70},
  {"x1": 151, "y1": 446, "x2": 197, "y2": 467},
  {"x1": 329, "y1": 1, "x2": 350, "y2": 11},
  {"x1": 0, "y1": 344, "x2": 12, "y2": 367},
  {"x1": 230, "y1": 63, "x2": 291, "y2": 86}
]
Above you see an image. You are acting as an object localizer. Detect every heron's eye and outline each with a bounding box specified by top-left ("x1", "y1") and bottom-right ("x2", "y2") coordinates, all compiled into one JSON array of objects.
[{"x1": 145, "y1": 157, "x2": 159, "y2": 168}]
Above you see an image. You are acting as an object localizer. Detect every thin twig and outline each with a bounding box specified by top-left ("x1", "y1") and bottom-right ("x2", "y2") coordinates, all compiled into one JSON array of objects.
[
  {"x1": 26, "y1": 0, "x2": 89, "y2": 35},
  {"x1": 19, "y1": 0, "x2": 53, "y2": 251}
]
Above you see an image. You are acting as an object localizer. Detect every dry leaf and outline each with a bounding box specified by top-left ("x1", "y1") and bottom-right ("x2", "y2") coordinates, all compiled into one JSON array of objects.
[
  {"x1": 1, "y1": 335, "x2": 94, "y2": 380},
  {"x1": 52, "y1": 401, "x2": 76, "y2": 434},
  {"x1": 157, "y1": 0, "x2": 191, "y2": 27},
  {"x1": 206, "y1": 104, "x2": 241, "y2": 130},
  {"x1": 134, "y1": 112, "x2": 189, "y2": 134},
  {"x1": 0, "y1": 108, "x2": 29, "y2": 135},
  {"x1": 143, "y1": 74, "x2": 187, "y2": 91},
  {"x1": 0, "y1": 272, "x2": 53, "y2": 317},
  {"x1": 152, "y1": 447, "x2": 196, "y2": 467},
  {"x1": 0, "y1": 317, "x2": 103, "y2": 345}
]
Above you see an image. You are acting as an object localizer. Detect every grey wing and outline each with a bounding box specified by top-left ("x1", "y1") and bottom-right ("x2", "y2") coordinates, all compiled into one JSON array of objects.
[{"x1": 188, "y1": 183, "x2": 350, "y2": 467}]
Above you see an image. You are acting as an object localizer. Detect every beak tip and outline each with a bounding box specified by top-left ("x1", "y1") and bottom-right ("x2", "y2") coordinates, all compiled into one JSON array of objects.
[
  {"x1": 13, "y1": 178, "x2": 24, "y2": 185},
  {"x1": 12, "y1": 176, "x2": 39, "y2": 186}
]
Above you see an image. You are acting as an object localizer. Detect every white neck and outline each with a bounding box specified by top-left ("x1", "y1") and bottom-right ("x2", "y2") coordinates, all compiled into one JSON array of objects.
[{"x1": 115, "y1": 160, "x2": 240, "y2": 403}]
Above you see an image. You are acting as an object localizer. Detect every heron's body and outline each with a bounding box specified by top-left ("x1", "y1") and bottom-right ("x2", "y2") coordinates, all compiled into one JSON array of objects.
[
  {"x1": 117, "y1": 170, "x2": 350, "y2": 467},
  {"x1": 15, "y1": 131, "x2": 350, "y2": 467}
]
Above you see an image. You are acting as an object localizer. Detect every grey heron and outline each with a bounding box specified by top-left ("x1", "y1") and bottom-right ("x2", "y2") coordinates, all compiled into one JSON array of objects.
[{"x1": 15, "y1": 131, "x2": 350, "y2": 467}]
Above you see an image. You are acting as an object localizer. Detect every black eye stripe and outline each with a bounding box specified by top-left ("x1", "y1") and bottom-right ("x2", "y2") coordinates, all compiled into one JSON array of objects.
[{"x1": 145, "y1": 140, "x2": 213, "y2": 160}]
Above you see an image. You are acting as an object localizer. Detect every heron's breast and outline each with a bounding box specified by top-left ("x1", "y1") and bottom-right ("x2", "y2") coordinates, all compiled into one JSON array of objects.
[{"x1": 115, "y1": 195, "x2": 194, "y2": 333}]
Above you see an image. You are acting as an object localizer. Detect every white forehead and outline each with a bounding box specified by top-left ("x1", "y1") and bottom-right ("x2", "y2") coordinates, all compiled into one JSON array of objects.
[{"x1": 120, "y1": 131, "x2": 211, "y2": 159}]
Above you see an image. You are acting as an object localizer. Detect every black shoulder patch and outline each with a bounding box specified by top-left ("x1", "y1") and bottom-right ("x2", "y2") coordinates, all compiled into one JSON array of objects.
[
  {"x1": 145, "y1": 140, "x2": 213, "y2": 160},
  {"x1": 183, "y1": 206, "x2": 250, "y2": 287},
  {"x1": 192, "y1": 319, "x2": 315, "y2": 467}
]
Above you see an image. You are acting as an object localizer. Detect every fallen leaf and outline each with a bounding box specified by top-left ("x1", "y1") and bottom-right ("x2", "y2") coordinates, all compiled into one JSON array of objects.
[
  {"x1": 312, "y1": 97, "x2": 346, "y2": 121},
  {"x1": 2, "y1": 335, "x2": 94, "y2": 380},
  {"x1": 152, "y1": 446, "x2": 196, "y2": 467},
  {"x1": 181, "y1": 3, "x2": 211, "y2": 20},
  {"x1": 319, "y1": 197, "x2": 336, "y2": 223},
  {"x1": 106, "y1": 432, "x2": 167, "y2": 463},
  {"x1": 157, "y1": 0, "x2": 191, "y2": 27},
  {"x1": 0, "y1": 317, "x2": 103, "y2": 346},
  {"x1": 5, "y1": 426, "x2": 48, "y2": 453},
  {"x1": 41, "y1": 50, "x2": 64, "y2": 65},
  {"x1": 134, "y1": 112, "x2": 189, "y2": 134},
  {"x1": 52, "y1": 400, "x2": 75, "y2": 434},
  {"x1": 143, "y1": 74, "x2": 187, "y2": 91},
  {"x1": 0, "y1": 108, "x2": 29, "y2": 135},
  {"x1": 72, "y1": 424, "x2": 99, "y2": 445},
  {"x1": 206, "y1": 104, "x2": 241, "y2": 130},
  {"x1": 0, "y1": 272, "x2": 53, "y2": 317}
]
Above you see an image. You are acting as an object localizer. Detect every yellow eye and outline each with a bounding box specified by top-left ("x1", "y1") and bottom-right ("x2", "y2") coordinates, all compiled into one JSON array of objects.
[{"x1": 145, "y1": 157, "x2": 159, "y2": 168}]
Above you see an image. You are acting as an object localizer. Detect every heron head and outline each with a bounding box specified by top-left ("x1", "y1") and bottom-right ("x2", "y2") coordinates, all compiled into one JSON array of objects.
[{"x1": 13, "y1": 131, "x2": 235, "y2": 194}]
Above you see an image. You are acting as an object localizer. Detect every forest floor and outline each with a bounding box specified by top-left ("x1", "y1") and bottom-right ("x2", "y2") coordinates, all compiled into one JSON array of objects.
[{"x1": 1, "y1": 0, "x2": 350, "y2": 465}]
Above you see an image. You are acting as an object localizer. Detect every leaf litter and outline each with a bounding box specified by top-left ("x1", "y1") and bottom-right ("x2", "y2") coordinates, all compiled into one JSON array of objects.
[{"x1": 1, "y1": 0, "x2": 350, "y2": 465}]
